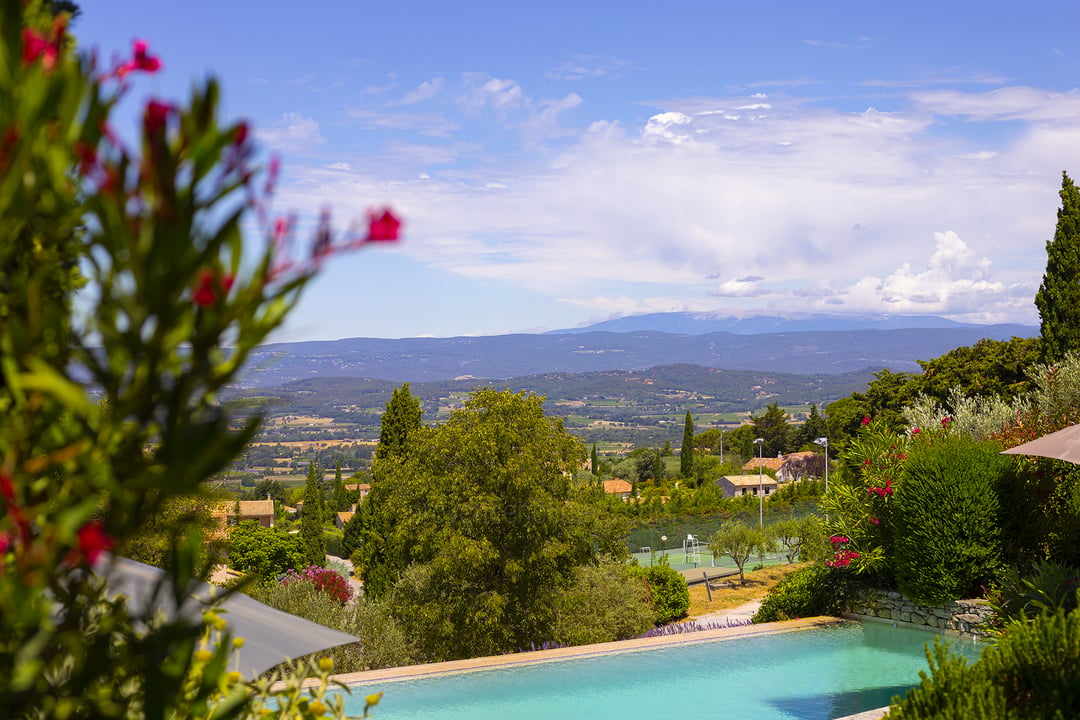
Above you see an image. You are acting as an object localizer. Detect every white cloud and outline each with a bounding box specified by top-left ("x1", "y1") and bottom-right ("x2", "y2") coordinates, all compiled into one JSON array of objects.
[
  {"x1": 546, "y1": 55, "x2": 631, "y2": 82},
  {"x1": 272, "y1": 83, "x2": 1080, "y2": 326},
  {"x1": 460, "y1": 74, "x2": 524, "y2": 114},
  {"x1": 837, "y1": 232, "x2": 1004, "y2": 313},
  {"x1": 712, "y1": 277, "x2": 767, "y2": 298},
  {"x1": 913, "y1": 87, "x2": 1080, "y2": 122},
  {"x1": 255, "y1": 112, "x2": 324, "y2": 152},
  {"x1": 399, "y1": 77, "x2": 445, "y2": 105}
]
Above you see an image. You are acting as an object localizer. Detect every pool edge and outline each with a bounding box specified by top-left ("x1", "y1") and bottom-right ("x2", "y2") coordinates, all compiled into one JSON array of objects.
[{"x1": 322, "y1": 616, "x2": 848, "y2": 689}]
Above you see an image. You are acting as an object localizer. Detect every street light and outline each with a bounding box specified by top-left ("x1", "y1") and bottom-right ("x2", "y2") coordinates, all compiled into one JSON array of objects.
[
  {"x1": 813, "y1": 437, "x2": 829, "y2": 495},
  {"x1": 753, "y1": 437, "x2": 764, "y2": 527}
]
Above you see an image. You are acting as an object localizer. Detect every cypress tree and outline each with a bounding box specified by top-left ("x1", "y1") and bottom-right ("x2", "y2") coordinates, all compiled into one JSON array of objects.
[
  {"x1": 1036, "y1": 172, "x2": 1080, "y2": 364},
  {"x1": 680, "y1": 410, "x2": 694, "y2": 477},
  {"x1": 329, "y1": 460, "x2": 351, "y2": 513},
  {"x1": 300, "y1": 462, "x2": 326, "y2": 566},
  {"x1": 376, "y1": 382, "x2": 422, "y2": 461},
  {"x1": 590, "y1": 443, "x2": 599, "y2": 475}
]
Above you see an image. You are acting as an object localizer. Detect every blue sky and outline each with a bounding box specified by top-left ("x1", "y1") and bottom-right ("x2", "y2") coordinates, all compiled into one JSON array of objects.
[{"x1": 76, "y1": 1, "x2": 1080, "y2": 340}]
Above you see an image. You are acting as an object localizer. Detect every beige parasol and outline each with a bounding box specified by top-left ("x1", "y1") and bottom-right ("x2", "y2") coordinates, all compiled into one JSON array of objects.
[{"x1": 1001, "y1": 423, "x2": 1080, "y2": 465}]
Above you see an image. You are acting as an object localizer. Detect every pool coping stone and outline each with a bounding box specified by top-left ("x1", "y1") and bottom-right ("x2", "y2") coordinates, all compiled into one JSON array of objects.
[{"x1": 320, "y1": 616, "x2": 847, "y2": 689}]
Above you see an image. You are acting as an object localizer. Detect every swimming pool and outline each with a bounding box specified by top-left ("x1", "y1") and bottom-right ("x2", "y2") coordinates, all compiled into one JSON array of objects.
[{"x1": 336, "y1": 620, "x2": 983, "y2": 720}]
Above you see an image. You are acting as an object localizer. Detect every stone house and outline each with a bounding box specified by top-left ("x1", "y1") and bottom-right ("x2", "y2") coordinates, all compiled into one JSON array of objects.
[{"x1": 716, "y1": 474, "x2": 778, "y2": 499}]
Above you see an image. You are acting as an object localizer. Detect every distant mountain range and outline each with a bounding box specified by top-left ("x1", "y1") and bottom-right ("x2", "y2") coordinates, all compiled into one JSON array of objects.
[
  {"x1": 548, "y1": 312, "x2": 1011, "y2": 335},
  {"x1": 237, "y1": 314, "x2": 1038, "y2": 389}
]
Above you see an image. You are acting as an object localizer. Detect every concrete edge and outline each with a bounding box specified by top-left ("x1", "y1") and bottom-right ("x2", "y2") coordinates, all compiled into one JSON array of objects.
[
  {"x1": 316, "y1": 616, "x2": 847, "y2": 689},
  {"x1": 833, "y1": 708, "x2": 890, "y2": 720}
]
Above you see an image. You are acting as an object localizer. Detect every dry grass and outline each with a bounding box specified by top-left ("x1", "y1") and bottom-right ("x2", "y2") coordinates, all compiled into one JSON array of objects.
[{"x1": 688, "y1": 562, "x2": 809, "y2": 618}]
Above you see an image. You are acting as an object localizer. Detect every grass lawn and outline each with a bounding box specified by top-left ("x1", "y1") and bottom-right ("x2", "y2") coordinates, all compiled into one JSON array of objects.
[{"x1": 687, "y1": 562, "x2": 808, "y2": 618}]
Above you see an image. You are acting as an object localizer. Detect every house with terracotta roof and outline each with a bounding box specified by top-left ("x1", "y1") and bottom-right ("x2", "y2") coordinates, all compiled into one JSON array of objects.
[
  {"x1": 345, "y1": 483, "x2": 371, "y2": 500},
  {"x1": 335, "y1": 511, "x2": 355, "y2": 530},
  {"x1": 211, "y1": 498, "x2": 276, "y2": 529},
  {"x1": 602, "y1": 478, "x2": 633, "y2": 500},
  {"x1": 743, "y1": 451, "x2": 824, "y2": 483},
  {"x1": 777, "y1": 451, "x2": 822, "y2": 483},
  {"x1": 716, "y1": 474, "x2": 778, "y2": 499}
]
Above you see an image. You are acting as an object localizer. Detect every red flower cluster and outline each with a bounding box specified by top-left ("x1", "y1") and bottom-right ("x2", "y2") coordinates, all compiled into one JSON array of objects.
[
  {"x1": 941, "y1": 416, "x2": 952, "y2": 428},
  {"x1": 281, "y1": 565, "x2": 353, "y2": 605},
  {"x1": 71, "y1": 520, "x2": 112, "y2": 565},
  {"x1": 826, "y1": 549, "x2": 860, "y2": 568},
  {"x1": 867, "y1": 478, "x2": 894, "y2": 497},
  {"x1": 21, "y1": 16, "x2": 65, "y2": 69},
  {"x1": 1, "y1": 470, "x2": 112, "y2": 569},
  {"x1": 192, "y1": 269, "x2": 235, "y2": 308},
  {"x1": 869, "y1": 516, "x2": 880, "y2": 525},
  {"x1": 911, "y1": 427, "x2": 921, "y2": 436},
  {"x1": 143, "y1": 100, "x2": 174, "y2": 138},
  {"x1": 829, "y1": 535, "x2": 850, "y2": 545},
  {"x1": 861, "y1": 416, "x2": 871, "y2": 426},
  {"x1": 117, "y1": 39, "x2": 162, "y2": 77}
]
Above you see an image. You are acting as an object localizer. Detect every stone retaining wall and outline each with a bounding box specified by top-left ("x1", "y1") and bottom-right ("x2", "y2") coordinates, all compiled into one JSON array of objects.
[{"x1": 845, "y1": 589, "x2": 995, "y2": 636}]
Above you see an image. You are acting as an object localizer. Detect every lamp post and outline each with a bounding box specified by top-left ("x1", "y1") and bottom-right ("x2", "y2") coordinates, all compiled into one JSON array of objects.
[{"x1": 753, "y1": 437, "x2": 764, "y2": 528}]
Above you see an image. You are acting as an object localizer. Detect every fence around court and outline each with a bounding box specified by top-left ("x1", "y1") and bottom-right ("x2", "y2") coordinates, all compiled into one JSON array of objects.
[{"x1": 625, "y1": 503, "x2": 821, "y2": 571}]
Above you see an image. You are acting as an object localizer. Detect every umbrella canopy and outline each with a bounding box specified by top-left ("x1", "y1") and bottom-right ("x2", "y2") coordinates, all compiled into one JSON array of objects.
[
  {"x1": 99, "y1": 556, "x2": 360, "y2": 677},
  {"x1": 1001, "y1": 423, "x2": 1080, "y2": 465}
]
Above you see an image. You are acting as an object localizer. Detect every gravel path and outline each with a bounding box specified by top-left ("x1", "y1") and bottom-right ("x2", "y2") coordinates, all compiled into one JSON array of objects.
[{"x1": 691, "y1": 598, "x2": 763, "y2": 625}]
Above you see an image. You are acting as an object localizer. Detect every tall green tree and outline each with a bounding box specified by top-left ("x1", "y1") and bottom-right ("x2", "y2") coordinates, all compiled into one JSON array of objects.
[
  {"x1": 680, "y1": 410, "x2": 694, "y2": 477},
  {"x1": 1036, "y1": 172, "x2": 1080, "y2": 364},
  {"x1": 795, "y1": 404, "x2": 828, "y2": 448},
  {"x1": 301, "y1": 462, "x2": 326, "y2": 566},
  {"x1": 329, "y1": 461, "x2": 351, "y2": 513},
  {"x1": 358, "y1": 389, "x2": 627, "y2": 661},
  {"x1": 590, "y1": 443, "x2": 599, "y2": 475},
  {"x1": 376, "y1": 382, "x2": 422, "y2": 461},
  {"x1": 751, "y1": 403, "x2": 791, "y2": 457}
]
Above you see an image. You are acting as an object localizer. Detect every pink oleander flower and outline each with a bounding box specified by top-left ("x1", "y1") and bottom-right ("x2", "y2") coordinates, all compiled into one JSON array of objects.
[
  {"x1": 366, "y1": 208, "x2": 401, "y2": 242},
  {"x1": 75, "y1": 521, "x2": 113, "y2": 565},
  {"x1": 143, "y1": 100, "x2": 172, "y2": 138},
  {"x1": 861, "y1": 416, "x2": 871, "y2": 426},
  {"x1": 911, "y1": 427, "x2": 921, "y2": 435},
  {"x1": 941, "y1": 416, "x2": 952, "y2": 428},
  {"x1": 117, "y1": 39, "x2": 162, "y2": 77},
  {"x1": 21, "y1": 18, "x2": 64, "y2": 69},
  {"x1": 869, "y1": 517, "x2": 880, "y2": 525},
  {"x1": 193, "y1": 270, "x2": 217, "y2": 307}
]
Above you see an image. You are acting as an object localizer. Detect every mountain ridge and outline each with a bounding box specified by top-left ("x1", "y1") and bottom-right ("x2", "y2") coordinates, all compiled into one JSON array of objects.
[{"x1": 240, "y1": 321, "x2": 1038, "y2": 388}]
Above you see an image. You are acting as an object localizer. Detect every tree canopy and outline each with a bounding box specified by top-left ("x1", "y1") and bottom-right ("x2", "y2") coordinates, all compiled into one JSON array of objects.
[
  {"x1": 375, "y1": 382, "x2": 422, "y2": 462},
  {"x1": 357, "y1": 388, "x2": 627, "y2": 660}
]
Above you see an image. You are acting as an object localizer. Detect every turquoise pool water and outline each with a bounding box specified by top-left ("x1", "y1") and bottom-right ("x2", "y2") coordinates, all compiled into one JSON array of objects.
[{"x1": 341, "y1": 623, "x2": 983, "y2": 720}]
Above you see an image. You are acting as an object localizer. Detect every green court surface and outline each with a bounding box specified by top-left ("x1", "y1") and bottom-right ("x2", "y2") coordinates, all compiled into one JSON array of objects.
[{"x1": 630, "y1": 545, "x2": 788, "y2": 572}]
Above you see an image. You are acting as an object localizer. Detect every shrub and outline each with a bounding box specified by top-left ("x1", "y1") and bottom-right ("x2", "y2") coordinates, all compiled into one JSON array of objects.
[
  {"x1": 630, "y1": 561, "x2": 690, "y2": 624},
  {"x1": 227, "y1": 520, "x2": 306, "y2": 582},
  {"x1": 248, "y1": 580, "x2": 415, "y2": 673},
  {"x1": 549, "y1": 561, "x2": 655, "y2": 645},
  {"x1": 990, "y1": 560, "x2": 1080, "y2": 624},
  {"x1": 281, "y1": 565, "x2": 353, "y2": 605},
  {"x1": 753, "y1": 564, "x2": 866, "y2": 623},
  {"x1": 323, "y1": 528, "x2": 343, "y2": 558},
  {"x1": 887, "y1": 607, "x2": 1080, "y2": 719},
  {"x1": 891, "y1": 436, "x2": 1006, "y2": 604}
]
